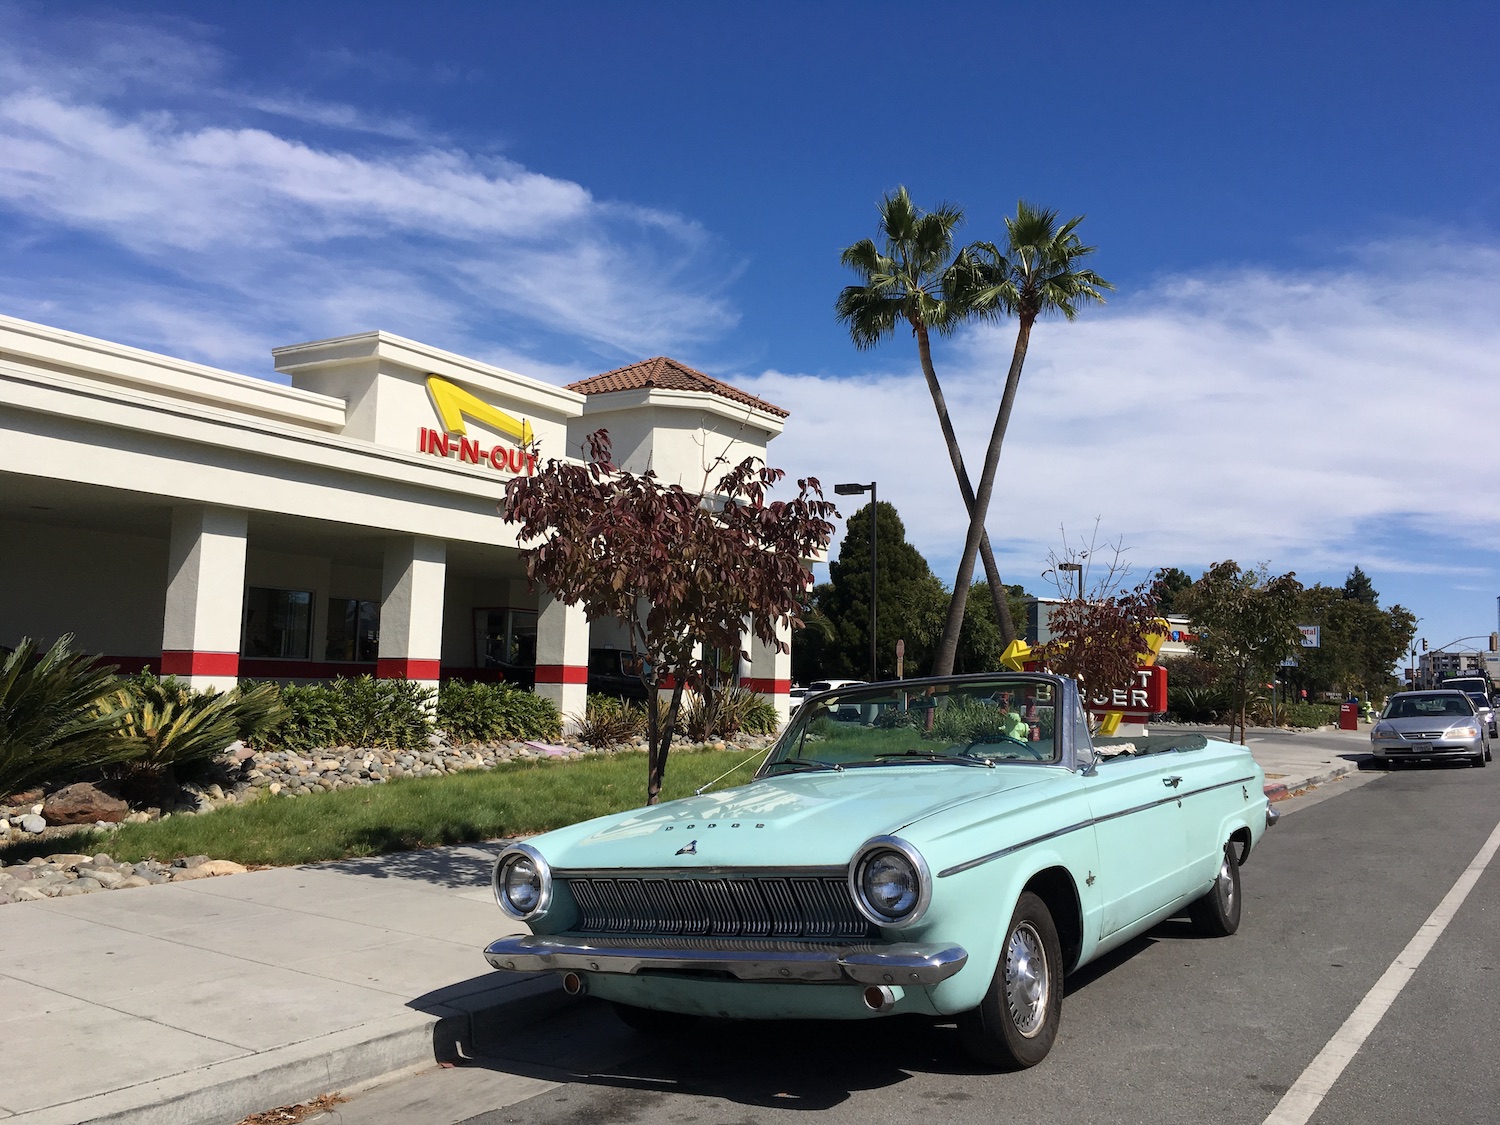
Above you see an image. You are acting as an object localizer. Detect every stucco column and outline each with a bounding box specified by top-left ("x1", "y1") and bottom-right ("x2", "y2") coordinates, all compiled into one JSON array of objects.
[
  {"x1": 377, "y1": 535, "x2": 446, "y2": 692},
  {"x1": 535, "y1": 592, "x2": 587, "y2": 726},
  {"x1": 742, "y1": 620, "x2": 793, "y2": 726},
  {"x1": 161, "y1": 505, "x2": 247, "y2": 693}
]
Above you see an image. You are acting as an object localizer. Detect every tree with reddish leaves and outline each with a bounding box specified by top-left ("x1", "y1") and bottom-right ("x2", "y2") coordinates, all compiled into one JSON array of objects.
[
  {"x1": 1034, "y1": 584, "x2": 1164, "y2": 719},
  {"x1": 502, "y1": 430, "x2": 837, "y2": 805},
  {"x1": 1032, "y1": 536, "x2": 1164, "y2": 724}
]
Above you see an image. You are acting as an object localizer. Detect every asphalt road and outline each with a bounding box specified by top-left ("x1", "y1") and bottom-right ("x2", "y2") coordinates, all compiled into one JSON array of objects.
[{"x1": 320, "y1": 756, "x2": 1500, "y2": 1125}]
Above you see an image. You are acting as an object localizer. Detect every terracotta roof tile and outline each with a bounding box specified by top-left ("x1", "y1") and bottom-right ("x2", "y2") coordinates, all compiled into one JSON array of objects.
[{"x1": 568, "y1": 357, "x2": 788, "y2": 419}]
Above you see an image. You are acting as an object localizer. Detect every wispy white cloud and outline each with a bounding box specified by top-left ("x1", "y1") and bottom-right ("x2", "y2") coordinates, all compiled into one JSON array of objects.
[
  {"x1": 0, "y1": 6, "x2": 739, "y2": 365},
  {"x1": 739, "y1": 239, "x2": 1500, "y2": 599}
]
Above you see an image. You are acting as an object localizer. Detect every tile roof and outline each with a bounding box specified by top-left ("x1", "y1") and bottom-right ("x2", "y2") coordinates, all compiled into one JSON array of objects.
[{"x1": 568, "y1": 356, "x2": 788, "y2": 419}]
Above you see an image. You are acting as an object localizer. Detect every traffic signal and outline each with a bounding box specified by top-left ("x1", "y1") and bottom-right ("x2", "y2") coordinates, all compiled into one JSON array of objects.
[
  {"x1": 1422, "y1": 638, "x2": 1428, "y2": 652},
  {"x1": 1491, "y1": 633, "x2": 1499, "y2": 652}
]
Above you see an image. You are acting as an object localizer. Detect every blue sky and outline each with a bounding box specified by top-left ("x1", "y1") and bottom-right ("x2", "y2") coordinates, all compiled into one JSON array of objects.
[{"x1": 3, "y1": 1, "x2": 1498, "y2": 663}]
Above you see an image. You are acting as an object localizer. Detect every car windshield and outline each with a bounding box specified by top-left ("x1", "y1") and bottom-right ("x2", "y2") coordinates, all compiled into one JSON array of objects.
[
  {"x1": 1384, "y1": 694, "x2": 1473, "y2": 719},
  {"x1": 761, "y1": 677, "x2": 1060, "y2": 772}
]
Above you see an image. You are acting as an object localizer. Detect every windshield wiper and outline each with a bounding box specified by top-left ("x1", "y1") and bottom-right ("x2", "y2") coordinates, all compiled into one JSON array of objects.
[
  {"x1": 873, "y1": 752, "x2": 994, "y2": 768},
  {"x1": 766, "y1": 758, "x2": 843, "y2": 774}
]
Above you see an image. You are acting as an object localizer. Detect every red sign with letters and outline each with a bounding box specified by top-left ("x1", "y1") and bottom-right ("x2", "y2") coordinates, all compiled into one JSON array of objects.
[{"x1": 1084, "y1": 665, "x2": 1168, "y2": 717}]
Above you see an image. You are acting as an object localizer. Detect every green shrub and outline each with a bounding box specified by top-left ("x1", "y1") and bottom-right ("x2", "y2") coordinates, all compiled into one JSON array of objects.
[
  {"x1": 437, "y1": 680, "x2": 562, "y2": 743},
  {"x1": 328, "y1": 675, "x2": 433, "y2": 751},
  {"x1": 0, "y1": 635, "x2": 133, "y2": 798},
  {"x1": 575, "y1": 694, "x2": 646, "y2": 749},
  {"x1": 715, "y1": 685, "x2": 781, "y2": 737},
  {"x1": 253, "y1": 682, "x2": 346, "y2": 754},
  {"x1": 1278, "y1": 702, "x2": 1338, "y2": 729},
  {"x1": 929, "y1": 695, "x2": 1008, "y2": 743}
]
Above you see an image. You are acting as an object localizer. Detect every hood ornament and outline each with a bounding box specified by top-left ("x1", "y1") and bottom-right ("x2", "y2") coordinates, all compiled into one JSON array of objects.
[{"x1": 675, "y1": 839, "x2": 697, "y2": 856}]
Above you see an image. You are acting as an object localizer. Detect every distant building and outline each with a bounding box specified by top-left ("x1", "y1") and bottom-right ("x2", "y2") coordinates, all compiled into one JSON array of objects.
[{"x1": 1417, "y1": 650, "x2": 1489, "y2": 689}]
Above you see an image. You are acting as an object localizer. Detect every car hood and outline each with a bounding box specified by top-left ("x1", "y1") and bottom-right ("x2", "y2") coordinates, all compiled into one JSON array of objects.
[
  {"x1": 1378, "y1": 716, "x2": 1479, "y2": 735},
  {"x1": 533, "y1": 766, "x2": 1056, "y2": 871}
]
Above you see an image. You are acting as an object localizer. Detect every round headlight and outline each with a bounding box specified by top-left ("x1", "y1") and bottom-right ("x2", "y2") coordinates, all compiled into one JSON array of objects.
[
  {"x1": 850, "y1": 836, "x2": 931, "y2": 927},
  {"x1": 493, "y1": 844, "x2": 552, "y2": 920}
]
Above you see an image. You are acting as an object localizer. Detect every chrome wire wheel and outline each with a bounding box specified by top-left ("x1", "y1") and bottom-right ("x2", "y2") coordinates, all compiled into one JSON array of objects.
[{"x1": 1004, "y1": 920, "x2": 1051, "y2": 1038}]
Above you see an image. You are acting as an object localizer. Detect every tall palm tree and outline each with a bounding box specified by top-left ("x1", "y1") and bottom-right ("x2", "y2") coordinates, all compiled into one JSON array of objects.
[
  {"x1": 929, "y1": 201, "x2": 1113, "y2": 676},
  {"x1": 835, "y1": 187, "x2": 1020, "y2": 647}
]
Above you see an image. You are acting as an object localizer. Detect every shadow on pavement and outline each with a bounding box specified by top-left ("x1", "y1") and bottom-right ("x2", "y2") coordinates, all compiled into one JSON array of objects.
[
  {"x1": 318, "y1": 839, "x2": 511, "y2": 889},
  {"x1": 447, "y1": 996, "x2": 995, "y2": 1111}
]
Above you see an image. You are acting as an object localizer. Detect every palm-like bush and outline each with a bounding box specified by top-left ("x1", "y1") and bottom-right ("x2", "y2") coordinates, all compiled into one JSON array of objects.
[
  {"x1": 106, "y1": 672, "x2": 245, "y2": 781},
  {"x1": 0, "y1": 636, "x2": 132, "y2": 798},
  {"x1": 575, "y1": 695, "x2": 647, "y2": 749}
]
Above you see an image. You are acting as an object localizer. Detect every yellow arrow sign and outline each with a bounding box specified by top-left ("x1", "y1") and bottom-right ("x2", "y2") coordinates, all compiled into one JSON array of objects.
[
  {"x1": 999, "y1": 639, "x2": 1033, "y2": 671},
  {"x1": 426, "y1": 375, "x2": 533, "y2": 446}
]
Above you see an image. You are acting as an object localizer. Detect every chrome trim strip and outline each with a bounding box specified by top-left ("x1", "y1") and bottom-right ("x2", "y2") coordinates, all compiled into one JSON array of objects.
[
  {"x1": 555, "y1": 865, "x2": 848, "y2": 879},
  {"x1": 938, "y1": 774, "x2": 1260, "y2": 878},
  {"x1": 484, "y1": 933, "x2": 968, "y2": 985}
]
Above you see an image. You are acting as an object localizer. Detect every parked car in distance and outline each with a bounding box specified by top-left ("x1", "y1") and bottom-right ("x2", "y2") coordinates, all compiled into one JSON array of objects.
[
  {"x1": 1465, "y1": 693, "x2": 1499, "y2": 739},
  {"x1": 789, "y1": 678, "x2": 865, "y2": 716},
  {"x1": 586, "y1": 647, "x2": 650, "y2": 702},
  {"x1": 1370, "y1": 690, "x2": 1491, "y2": 767},
  {"x1": 484, "y1": 672, "x2": 1276, "y2": 1069}
]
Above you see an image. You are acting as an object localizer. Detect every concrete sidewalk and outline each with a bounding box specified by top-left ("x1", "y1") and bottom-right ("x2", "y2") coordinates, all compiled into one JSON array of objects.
[{"x1": 0, "y1": 728, "x2": 1371, "y2": 1125}]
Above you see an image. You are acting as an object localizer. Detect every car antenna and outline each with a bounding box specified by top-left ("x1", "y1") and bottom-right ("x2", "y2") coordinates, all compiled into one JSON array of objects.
[{"x1": 694, "y1": 746, "x2": 777, "y2": 796}]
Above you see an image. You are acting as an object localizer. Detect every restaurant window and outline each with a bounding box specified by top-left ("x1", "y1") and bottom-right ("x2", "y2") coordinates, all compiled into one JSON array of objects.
[
  {"x1": 325, "y1": 598, "x2": 379, "y2": 662},
  {"x1": 474, "y1": 608, "x2": 538, "y2": 683},
  {"x1": 243, "y1": 587, "x2": 313, "y2": 659}
]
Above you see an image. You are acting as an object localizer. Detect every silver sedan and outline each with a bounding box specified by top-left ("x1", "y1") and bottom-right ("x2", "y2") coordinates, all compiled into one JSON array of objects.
[{"x1": 1370, "y1": 690, "x2": 1491, "y2": 767}]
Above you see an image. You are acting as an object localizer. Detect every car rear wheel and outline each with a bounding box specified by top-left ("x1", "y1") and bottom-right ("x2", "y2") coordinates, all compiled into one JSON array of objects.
[
  {"x1": 1187, "y1": 842, "x2": 1242, "y2": 937},
  {"x1": 957, "y1": 891, "x2": 1062, "y2": 1069}
]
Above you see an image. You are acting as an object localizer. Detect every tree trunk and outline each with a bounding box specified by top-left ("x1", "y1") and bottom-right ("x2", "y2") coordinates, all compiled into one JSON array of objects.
[
  {"x1": 932, "y1": 317, "x2": 1033, "y2": 677},
  {"x1": 911, "y1": 323, "x2": 1019, "y2": 653},
  {"x1": 646, "y1": 680, "x2": 687, "y2": 805}
]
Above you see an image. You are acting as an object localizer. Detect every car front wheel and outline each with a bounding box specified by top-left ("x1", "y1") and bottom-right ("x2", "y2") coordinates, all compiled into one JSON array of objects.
[
  {"x1": 957, "y1": 891, "x2": 1062, "y2": 1069},
  {"x1": 1188, "y1": 842, "x2": 1242, "y2": 936}
]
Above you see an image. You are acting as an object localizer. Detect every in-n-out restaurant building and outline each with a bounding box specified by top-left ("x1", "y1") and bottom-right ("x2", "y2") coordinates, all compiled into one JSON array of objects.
[{"x1": 0, "y1": 313, "x2": 795, "y2": 720}]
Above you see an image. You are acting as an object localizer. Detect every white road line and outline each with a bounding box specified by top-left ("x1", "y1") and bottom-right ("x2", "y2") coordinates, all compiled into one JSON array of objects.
[{"x1": 1262, "y1": 814, "x2": 1500, "y2": 1125}]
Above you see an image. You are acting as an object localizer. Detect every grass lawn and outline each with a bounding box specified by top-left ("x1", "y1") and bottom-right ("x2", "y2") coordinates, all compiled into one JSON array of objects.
[{"x1": 0, "y1": 745, "x2": 768, "y2": 868}]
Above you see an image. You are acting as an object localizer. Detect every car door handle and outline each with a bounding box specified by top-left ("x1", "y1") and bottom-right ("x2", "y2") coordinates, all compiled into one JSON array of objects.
[{"x1": 1163, "y1": 775, "x2": 1183, "y2": 788}]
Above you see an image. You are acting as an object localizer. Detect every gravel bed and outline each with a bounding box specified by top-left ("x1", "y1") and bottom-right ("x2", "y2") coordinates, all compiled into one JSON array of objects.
[{"x1": 0, "y1": 732, "x2": 777, "y2": 905}]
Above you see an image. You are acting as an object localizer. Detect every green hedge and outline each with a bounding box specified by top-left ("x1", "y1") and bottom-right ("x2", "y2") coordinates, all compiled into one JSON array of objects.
[{"x1": 436, "y1": 680, "x2": 561, "y2": 743}]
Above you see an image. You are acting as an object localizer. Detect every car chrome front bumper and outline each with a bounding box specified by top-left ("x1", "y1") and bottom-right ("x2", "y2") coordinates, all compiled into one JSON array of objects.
[{"x1": 484, "y1": 934, "x2": 969, "y2": 985}]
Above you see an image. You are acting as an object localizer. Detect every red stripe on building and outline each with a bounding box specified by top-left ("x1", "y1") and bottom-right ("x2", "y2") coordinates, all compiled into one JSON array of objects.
[
  {"x1": 376, "y1": 658, "x2": 442, "y2": 680},
  {"x1": 534, "y1": 664, "x2": 588, "y2": 684},
  {"x1": 159, "y1": 650, "x2": 239, "y2": 677},
  {"x1": 739, "y1": 677, "x2": 792, "y2": 694},
  {"x1": 241, "y1": 659, "x2": 378, "y2": 679}
]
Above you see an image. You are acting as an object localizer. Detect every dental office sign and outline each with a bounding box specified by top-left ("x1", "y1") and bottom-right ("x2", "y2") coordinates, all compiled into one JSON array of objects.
[{"x1": 417, "y1": 375, "x2": 537, "y2": 476}]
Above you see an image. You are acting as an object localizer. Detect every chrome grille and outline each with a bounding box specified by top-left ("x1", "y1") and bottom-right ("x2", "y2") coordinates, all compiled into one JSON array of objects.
[{"x1": 565, "y1": 874, "x2": 869, "y2": 940}]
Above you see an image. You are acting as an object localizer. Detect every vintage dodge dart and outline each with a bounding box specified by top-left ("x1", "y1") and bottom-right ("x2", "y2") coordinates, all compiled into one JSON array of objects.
[{"x1": 484, "y1": 673, "x2": 1277, "y2": 1068}]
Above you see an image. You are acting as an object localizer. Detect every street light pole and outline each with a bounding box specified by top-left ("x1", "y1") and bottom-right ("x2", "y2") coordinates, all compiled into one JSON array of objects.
[
  {"x1": 1058, "y1": 561, "x2": 1083, "y2": 602},
  {"x1": 835, "y1": 481, "x2": 878, "y2": 682}
]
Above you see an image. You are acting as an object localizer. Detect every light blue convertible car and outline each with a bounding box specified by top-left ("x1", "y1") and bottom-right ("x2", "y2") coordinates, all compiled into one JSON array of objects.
[{"x1": 484, "y1": 673, "x2": 1277, "y2": 1068}]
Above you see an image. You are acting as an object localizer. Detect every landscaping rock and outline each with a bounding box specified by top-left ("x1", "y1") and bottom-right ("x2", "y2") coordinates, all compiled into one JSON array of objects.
[
  {"x1": 42, "y1": 783, "x2": 128, "y2": 826},
  {"x1": 18, "y1": 814, "x2": 46, "y2": 834}
]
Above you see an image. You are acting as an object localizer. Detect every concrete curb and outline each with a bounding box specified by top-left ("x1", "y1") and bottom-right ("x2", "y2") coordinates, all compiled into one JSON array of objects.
[
  {"x1": 1265, "y1": 761, "x2": 1357, "y2": 803},
  {"x1": 12, "y1": 977, "x2": 571, "y2": 1125}
]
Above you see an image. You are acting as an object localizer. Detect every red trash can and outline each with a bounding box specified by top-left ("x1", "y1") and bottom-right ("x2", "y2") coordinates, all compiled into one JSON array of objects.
[{"x1": 1338, "y1": 702, "x2": 1359, "y2": 730}]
